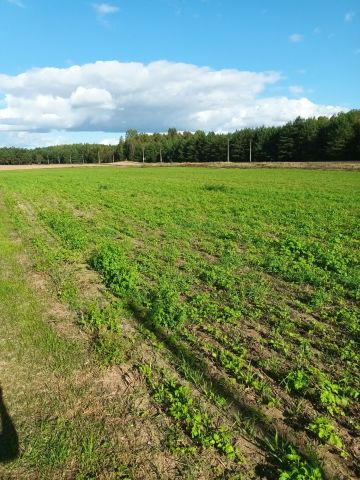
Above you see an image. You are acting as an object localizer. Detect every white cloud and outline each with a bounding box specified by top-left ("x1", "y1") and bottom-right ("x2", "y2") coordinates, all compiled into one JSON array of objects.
[
  {"x1": 0, "y1": 130, "x2": 121, "y2": 148},
  {"x1": 289, "y1": 85, "x2": 304, "y2": 96},
  {"x1": 289, "y1": 33, "x2": 303, "y2": 43},
  {"x1": 70, "y1": 86, "x2": 114, "y2": 108},
  {"x1": 345, "y1": 11, "x2": 355, "y2": 22},
  {"x1": 93, "y1": 3, "x2": 119, "y2": 17},
  {"x1": 100, "y1": 137, "x2": 119, "y2": 145},
  {"x1": 0, "y1": 60, "x2": 345, "y2": 147},
  {"x1": 0, "y1": 131, "x2": 66, "y2": 148},
  {"x1": 6, "y1": 0, "x2": 24, "y2": 7},
  {"x1": 313, "y1": 26, "x2": 321, "y2": 34}
]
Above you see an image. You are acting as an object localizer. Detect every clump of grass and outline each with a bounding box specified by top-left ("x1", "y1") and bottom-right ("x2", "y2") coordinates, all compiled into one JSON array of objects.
[
  {"x1": 148, "y1": 279, "x2": 185, "y2": 328},
  {"x1": 90, "y1": 243, "x2": 138, "y2": 297},
  {"x1": 79, "y1": 301, "x2": 124, "y2": 365},
  {"x1": 40, "y1": 210, "x2": 88, "y2": 250},
  {"x1": 203, "y1": 183, "x2": 233, "y2": 193}
]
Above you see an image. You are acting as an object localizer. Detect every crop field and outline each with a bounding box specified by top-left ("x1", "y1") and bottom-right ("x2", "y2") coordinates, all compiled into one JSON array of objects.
[{"x1": 0, "y1": 166, "x2": 359, "y2": 480}]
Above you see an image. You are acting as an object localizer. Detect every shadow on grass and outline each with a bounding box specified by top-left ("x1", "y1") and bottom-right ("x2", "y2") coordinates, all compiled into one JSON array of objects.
[
  {"x1": 0, "y1": 386, "x2": 19, "y2": 463},
  {"x1": 130, "y1": 303, "x2": 328, "y2": 477},
  {"x1": 129, "y1": 300, "x2": 283, "y2": 471}
]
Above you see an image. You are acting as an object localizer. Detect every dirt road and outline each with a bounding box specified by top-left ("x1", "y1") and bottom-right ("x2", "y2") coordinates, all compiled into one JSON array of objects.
[{"x1": 0, "y1": 161, "x2": 359, "y2": 171}]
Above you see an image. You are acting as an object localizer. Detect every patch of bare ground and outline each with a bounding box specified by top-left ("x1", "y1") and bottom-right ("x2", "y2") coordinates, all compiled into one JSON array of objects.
[
  {"x1": 1, "y1": 160, "x2": 359, "y2": 171},
  {"x1": 14, "y1": 248, "x2": 84, "y2": 342},
  {"x1": 0, "y1": 162, "x2": 138, "y2": 171},
  {"x1": 129, "y1": 337, "x2": 258, "y2": 478},
  {"x1": 74, "y1": 263, "x2": 105, "y2": 302},
  {"x1": 94, "y1": 347, "x2": 246, "y2": 479},
  {"x1": 78, "y1": 366, "x2": 186, "y2": 479},
  {"x1": 137, "y1": 161, "x2": 360, "y2": 170}
]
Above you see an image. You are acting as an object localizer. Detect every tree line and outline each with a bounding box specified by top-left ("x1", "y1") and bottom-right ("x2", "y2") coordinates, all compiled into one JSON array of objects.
[{"x1": 0, "y1": 110, "x2": 359, "y2": 165}]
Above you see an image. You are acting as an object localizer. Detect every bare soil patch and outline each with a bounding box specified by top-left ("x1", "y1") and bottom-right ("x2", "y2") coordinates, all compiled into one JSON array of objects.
[
  {"x1": 0, "y1": 161, "x2": 136, "y2": 171},
  {"x1": 0, "y1": 160, "x2": 359, "y2": 171}
]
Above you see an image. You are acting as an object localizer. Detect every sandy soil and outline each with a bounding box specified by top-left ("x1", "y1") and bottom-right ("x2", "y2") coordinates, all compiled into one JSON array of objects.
[
  {"x1": 0, "y1": 161, "x2": 359, "y2": 171},
  {"x1": 0, "y1": 161, "x2": 136, "y2": 171}
]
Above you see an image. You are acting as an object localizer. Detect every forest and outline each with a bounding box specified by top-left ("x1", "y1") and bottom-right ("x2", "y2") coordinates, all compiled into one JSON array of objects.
[{"x1": 0, "y1": 110, "x2": 359, "y2": 165}]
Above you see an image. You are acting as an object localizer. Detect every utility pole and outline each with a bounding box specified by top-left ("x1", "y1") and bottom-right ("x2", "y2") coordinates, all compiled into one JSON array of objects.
[
  {"x1": 160, "y1": 147, "x2": 163, "y2": 163},
  {"x1": 227, "y1": 137, "x2": 230, "y2": 163},
  {"x1": 98, "y1": 150, "x2": 101, "y2": 164},
  {"x1": 249, "y1": 139, "x2": 252, "y2": 163},
  {"x1": 142, "y1": 147, "x2": 145, "y2": 163},
  {"x1": 112, "y1": 152, "x2": 115, "y2": 163},
  {"x1": 69, "y1": 154, "x2": 72, "y2": 164}
]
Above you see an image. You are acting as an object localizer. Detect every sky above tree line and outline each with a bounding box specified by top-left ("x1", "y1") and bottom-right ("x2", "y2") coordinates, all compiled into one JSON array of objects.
[{"x1": 0, "y1": 0, "x2": 359, "y2": 147}]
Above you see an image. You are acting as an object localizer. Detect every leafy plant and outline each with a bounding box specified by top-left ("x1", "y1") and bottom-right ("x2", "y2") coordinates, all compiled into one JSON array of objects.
[
  {"x1": 140, "y1": 368, "x2": 240, "y2": 461},
  {"x1": 203, "y1": 183, "x2": 232, "y2": 193},
  {"x1": 148, "y1": 279, "x2": 185, "y2": 328},
  {"x1": 308, "y1": 416, "x2": 343, "y2": 449},
  {"x1": 313, "y1": 371, "x2": 350, "y2": 416},
  {"x1": 278, "y1": 445, "x2": 323, "y2": 479},
  {"x1": 80, "y1": 301, "x2": 123, "y2": 333},
  {"x1": 208, "y1": 345, "x2": 278, "y2": 407},
  {"x1": 79, "y1": 301, "x2": 123, "y2": 365},
  {"x1": 40, "y1": 210, "x2": 88, "y2": 250},
  {"x1": 266, "y1": 433, "x2": 323, "y2": 480},
  {"x1": 90, "y1": 244, "x2": 138, "y2": 297},
  {"x1": 284, "y1": 369, "x2": 310, "y2": 394},
  {"x1": 93, "y1": 331, "x2": 123, "y2": 366}
]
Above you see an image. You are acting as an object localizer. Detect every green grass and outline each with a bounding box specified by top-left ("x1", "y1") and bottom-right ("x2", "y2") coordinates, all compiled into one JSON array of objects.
[
  {"x1": 0, "y1": 196, "x2": 138, "y2": 479},
  {"x1": 0, "y1": 166, "x2": 359, "y2": 479}
]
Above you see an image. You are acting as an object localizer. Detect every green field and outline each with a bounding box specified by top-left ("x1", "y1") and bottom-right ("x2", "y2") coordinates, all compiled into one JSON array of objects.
[{"x1": 0, "y1": 166, "x2": 359, "y2": 479}]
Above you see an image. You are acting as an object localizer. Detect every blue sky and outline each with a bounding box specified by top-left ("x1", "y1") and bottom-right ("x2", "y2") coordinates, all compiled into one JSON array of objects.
[{"x1": 0, "y1": 0, "x2": 359, "y2": 147}]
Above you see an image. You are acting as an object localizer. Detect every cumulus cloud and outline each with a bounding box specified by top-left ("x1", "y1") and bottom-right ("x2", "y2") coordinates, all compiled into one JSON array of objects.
[
  {"x1": 0, "y1": 60, "x2": 345, "y2": 145},
  {"x1": 93, "y1": 3, "x2": 119, "y2": 20},
  {"x1": 289, "y1": 33, "x2": 303, "y2": 43}
]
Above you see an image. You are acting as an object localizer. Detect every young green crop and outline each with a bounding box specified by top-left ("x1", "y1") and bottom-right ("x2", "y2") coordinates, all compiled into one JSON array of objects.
[
  {"x1": 308, "y1": 416, "x2": 343, "y2": 449},
  {"x1": 1, "y1": 166, "x2": 358, "y2": 479},
  {"x1": 139, "y1": 365, "x2": 241, "y2": 461}
]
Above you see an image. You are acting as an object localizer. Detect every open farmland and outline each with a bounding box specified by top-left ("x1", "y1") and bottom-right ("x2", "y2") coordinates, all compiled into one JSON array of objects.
[{"x1": 0, "y1": 166, "x2": 359, "y2": 480}]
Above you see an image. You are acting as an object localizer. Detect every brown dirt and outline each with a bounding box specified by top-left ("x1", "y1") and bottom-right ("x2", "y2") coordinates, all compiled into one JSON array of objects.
[
  {"x1": 0, "y1": 161, "x2": 359, "y2": 171},
  {"x1": 0, "y1": 162, "x2": 136, "y2": 171}
]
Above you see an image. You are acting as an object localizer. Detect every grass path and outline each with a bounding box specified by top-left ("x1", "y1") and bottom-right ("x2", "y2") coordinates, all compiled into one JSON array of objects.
[
  {"x1": 1, "y1": 196, "x2": 77, "y2": 478},
  {"x1": 0, "y1": 198, "x2": 122, "y2": 480}
]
